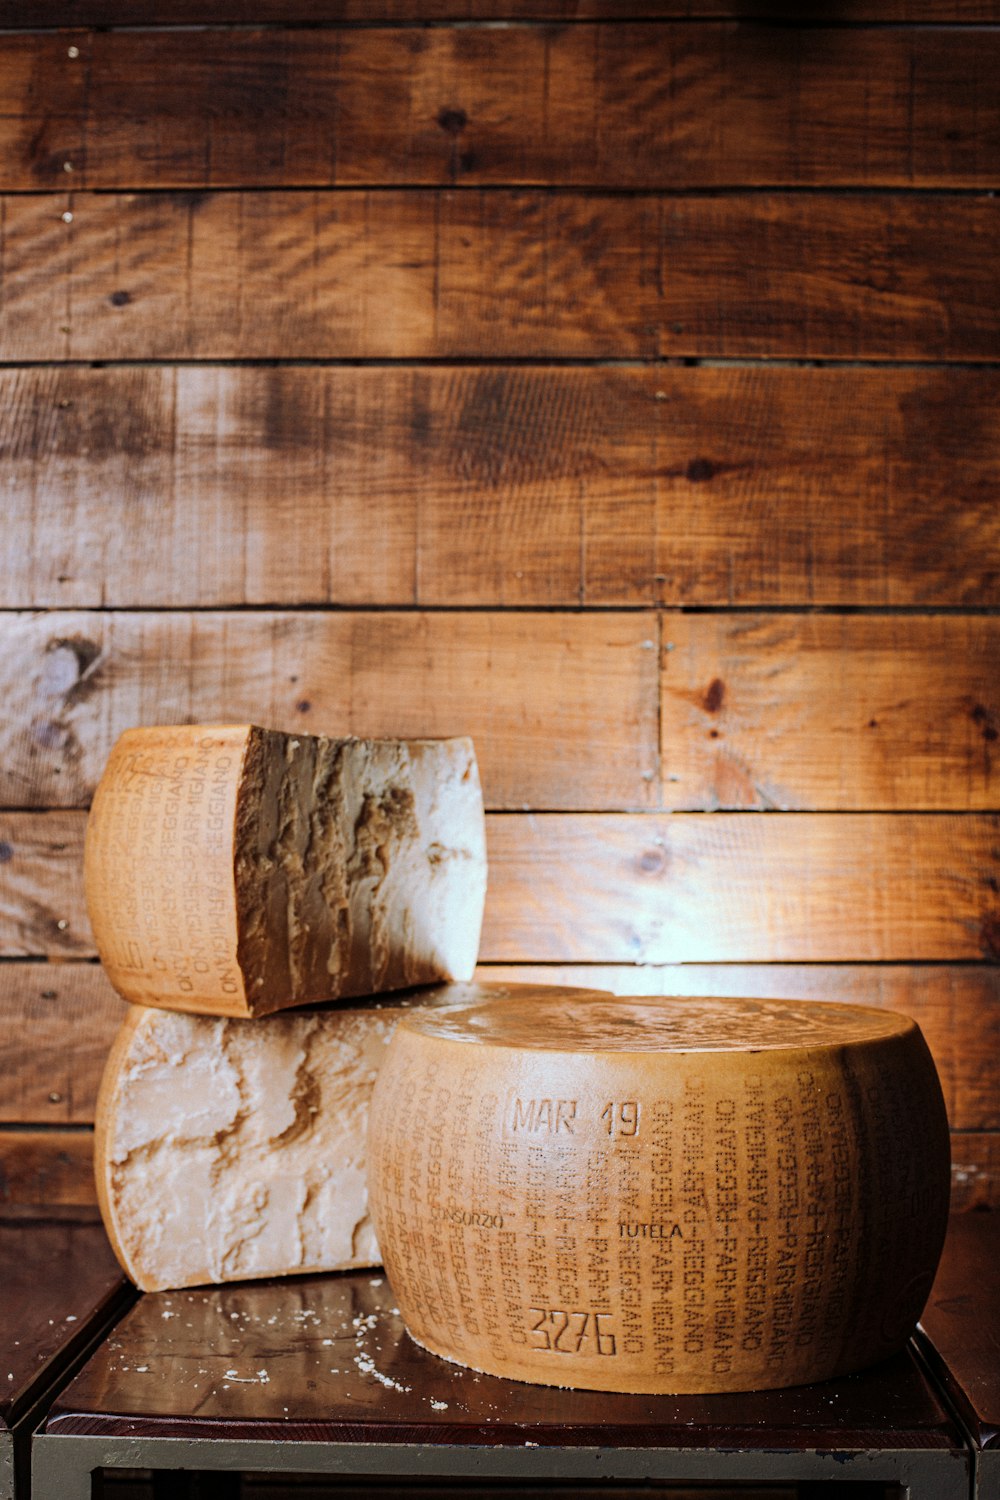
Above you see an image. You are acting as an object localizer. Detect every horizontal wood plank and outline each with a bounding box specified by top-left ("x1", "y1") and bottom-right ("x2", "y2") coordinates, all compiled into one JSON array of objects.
[
  {"x1": 0, "y1": 1128, "x2": 96, "y2": 1211},
  {"x1": 5, "y1": 366, "x2": 1000, "y2": 609},
  {"x1": 0, "y1": 964, "x2": 125, "y2": 1124},
  {"x1": 3, "y1": 609, "x2": 998, "y2": 812},
  {"x1": 5, "y1": 959, "x2": 995, "y2": 1130},
  {"x1": 663, "y1": 615, "x2": 1000, "y2": 810},
  {"x1": 4, "y1": 3, "x2": 999, "y2": 23},
  {"x1": 0, "y1": 365, "x2": 659, "y2": 609},
  {"x1": 482, "y1": 814, "x2": 1000, "y2": 962},
  {"x1": 660, "y1": 195, "x2": 1000, "y2": 361},
  {"x1": 650, "y1": 367, "x2": 1000, "y2": 607},
  {"x1": 2, "y1": 1124, "x2": 992, "y2": 1212},
  {"x1": 2, "y1": 192, "x2": 997, "y2": 361},
  {"x1": 6, "y1": 26, "x2": 1000, "y2": 191},
  {"x1": 3, "y1": 811, "x2": 998, "y2": 963},
  {"x1": 475, "y1": 962, "x2": 1000, "y2": 1130},
  {"x1": 0, "y1": 610, "x2": 659, "y2": 812}
]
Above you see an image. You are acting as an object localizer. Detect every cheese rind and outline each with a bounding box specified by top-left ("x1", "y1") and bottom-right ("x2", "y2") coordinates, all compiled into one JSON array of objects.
[
  {"x1": 367, "y1": 994, "x2": 952, "y2": 1394},
  {"x1": 84, "y1": 725, "x2": 487, "y2": 1017},
  {"x1": 94, "y1": 982, "x2": 614, "y2": 1292}
]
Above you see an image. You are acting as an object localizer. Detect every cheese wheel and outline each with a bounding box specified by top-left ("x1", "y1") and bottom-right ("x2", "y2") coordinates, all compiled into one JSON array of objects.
[
  {"x1": 84, "y1": 725, "x2": 487, "y2": 1017},
  {"x1": 367, "y1": 994, "x2": 951, "y2": 1394},
  {"x1": 97, "y1": 982, "x2": 600, "y2": 1291}
]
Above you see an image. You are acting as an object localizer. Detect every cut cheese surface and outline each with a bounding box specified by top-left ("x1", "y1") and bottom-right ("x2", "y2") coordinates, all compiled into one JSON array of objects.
[
  {"x1": 94, "y1": 982, "x2": 611, "y2": 1292},
  {"x1": 84, "y1": 725, "x2": 487, "y2": 1017},
  {"x1": 368, "y1": 993, "x2": 952, "y2": 1395}
]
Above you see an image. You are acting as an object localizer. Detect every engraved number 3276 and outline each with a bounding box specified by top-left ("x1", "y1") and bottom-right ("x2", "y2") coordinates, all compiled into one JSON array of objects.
[
  {"x1": 601, "y1": 1100, "x2": 640, "y2": 1136},
  {"x1": 528, "y1": 1308, "x2": 617, "y2": 1356}
]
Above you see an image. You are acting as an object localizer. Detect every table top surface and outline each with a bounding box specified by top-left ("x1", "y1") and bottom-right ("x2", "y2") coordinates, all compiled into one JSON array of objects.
[
  {"x1": 0, "y1": 1218, "x2": 130, "y2": 1432},
  {"x1": 918, "y1": 1212, "x2": 999, "y2": 1451},
  {"x1": 47, "y1": 1263, "x2": 964, "y2": 1452}
]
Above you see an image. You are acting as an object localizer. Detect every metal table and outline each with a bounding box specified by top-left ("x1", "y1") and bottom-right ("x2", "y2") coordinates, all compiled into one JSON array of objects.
[
  {"x1": 0, "y1": 1217, "x2": 131, "y2": 1499},
  {"x1": 34, "y1": 1265, "x2": 970, "y2": 1499},
  {"x1": 917, "y1": 1213, "x2": 999, "y2": 1500}
]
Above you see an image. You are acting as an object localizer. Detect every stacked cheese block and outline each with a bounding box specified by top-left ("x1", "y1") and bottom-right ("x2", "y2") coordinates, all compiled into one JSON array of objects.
[{"x1": 86, "y1": 723, "x2": 492, "y2": 1292}]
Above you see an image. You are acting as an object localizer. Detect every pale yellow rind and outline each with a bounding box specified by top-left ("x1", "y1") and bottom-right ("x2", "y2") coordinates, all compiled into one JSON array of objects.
[{"x1": 368, "y1": 993, "x2": 952, "y2": 1395}]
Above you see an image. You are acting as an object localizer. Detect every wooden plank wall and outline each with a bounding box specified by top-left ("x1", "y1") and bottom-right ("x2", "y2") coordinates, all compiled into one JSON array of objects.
[{"x1": 1, "y1": 1, "x2": 998, "y2": 1216}]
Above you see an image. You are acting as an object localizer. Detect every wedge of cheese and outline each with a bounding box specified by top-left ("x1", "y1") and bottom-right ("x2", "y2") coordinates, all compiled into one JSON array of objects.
[
  {"x1": 84, "y1": 725, "x2": 487, "y2": 1017},
  {"x1": 95, "y1": 982, "x2": 614, "y2": 1292}
]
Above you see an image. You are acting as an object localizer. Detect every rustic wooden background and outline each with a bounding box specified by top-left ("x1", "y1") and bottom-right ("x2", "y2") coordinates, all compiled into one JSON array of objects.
[{"x1": 1, "y1": 0, "x2": 997, "y2": 1217}]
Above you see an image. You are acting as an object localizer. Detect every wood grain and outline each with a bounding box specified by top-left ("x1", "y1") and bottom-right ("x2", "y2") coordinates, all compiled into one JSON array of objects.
[
  {"x1": 475, "y1": 963, "x2": 1000, "y2": 1131},
  {"x1": 2, "y1": 1125, "x2": 993, "y2": 1212},
  {"x1": 0, "y1": 964, "x2": 124, "y2": 1125},
  {"x1": 5, "y1": 366, "x2": 1000, "y2": 610},
  {"x1": 660, "y1": 195, "x2": 1000, "y2": 360},
  {"x1": 6, "y1": 26, "x2": 1000, "y2": 190},
  {"x1": 5, "y1": 3, "x2": 999, "y2": 23},
  {"x1": 662, "y1": 615, "x2": 1000, "y2": 810},
  {"x1": 0, "y1": 1129, "x2": 96, "y2": 1211},
  {"x1": 3, "y1": 192, "x2": 997, "y2": 361},
  {"x1": 3, "y1": 811, "x2": 998, "y2": 963},
  {"x1": 0, "y1": 364, "x2": 659, "y2": 609},
  {"x1": 0, "y1": 610, "x2": 659, "y2": 812},
  {"x1": 480, "y1": 814, "x2": 1000, "y2": 963},
  {"x1": 0, "y1": 813, "x2": 89, "y2": 958},
  {"x1": 650, "y1": 368, "x2": 1000, "y2": 606},
  {"x1": 5, "y1": 959, "x2": 997, "y2": 1131}
]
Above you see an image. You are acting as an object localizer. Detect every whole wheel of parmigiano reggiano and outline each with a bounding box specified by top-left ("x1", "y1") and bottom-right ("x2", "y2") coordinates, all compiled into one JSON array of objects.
[
  {"x1": 84, "y1": 725, "x2": 486, "y2": 1018},
  {"x1": 367, "y1": 993, "x2": 951, "y2": 1394}
]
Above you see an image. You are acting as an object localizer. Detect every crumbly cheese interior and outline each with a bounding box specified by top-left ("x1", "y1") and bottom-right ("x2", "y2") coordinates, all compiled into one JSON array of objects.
[
  {"x1": 103, "y1": 1005, "x2": 400, "y2": 1291},
  {"x1": 235, "y1": 732, "x2": 486, "y2": 1016}
]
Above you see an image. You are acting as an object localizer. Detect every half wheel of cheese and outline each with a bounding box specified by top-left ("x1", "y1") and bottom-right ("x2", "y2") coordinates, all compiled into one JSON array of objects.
[{"x1": 94, "y1": 982, "x2": 613, "y2": 1291}]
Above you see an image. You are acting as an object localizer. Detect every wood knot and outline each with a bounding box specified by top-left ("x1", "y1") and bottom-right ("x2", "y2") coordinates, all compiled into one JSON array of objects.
[
  {"x1": 686, "y1": 458, "x2": 717, "y2": 483},
  {"x1": 48, "y1": 635, "x2": 100, "y2": 677},
  {"x1": 437, "y1": 107, "x2": 468, "y2": 136},
  {"x1": 703, "y1": 678, "x2": 725, "y2": 714},
  {"x1": 971, "y1": 702, "x2": 998, "y2": 742}
]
